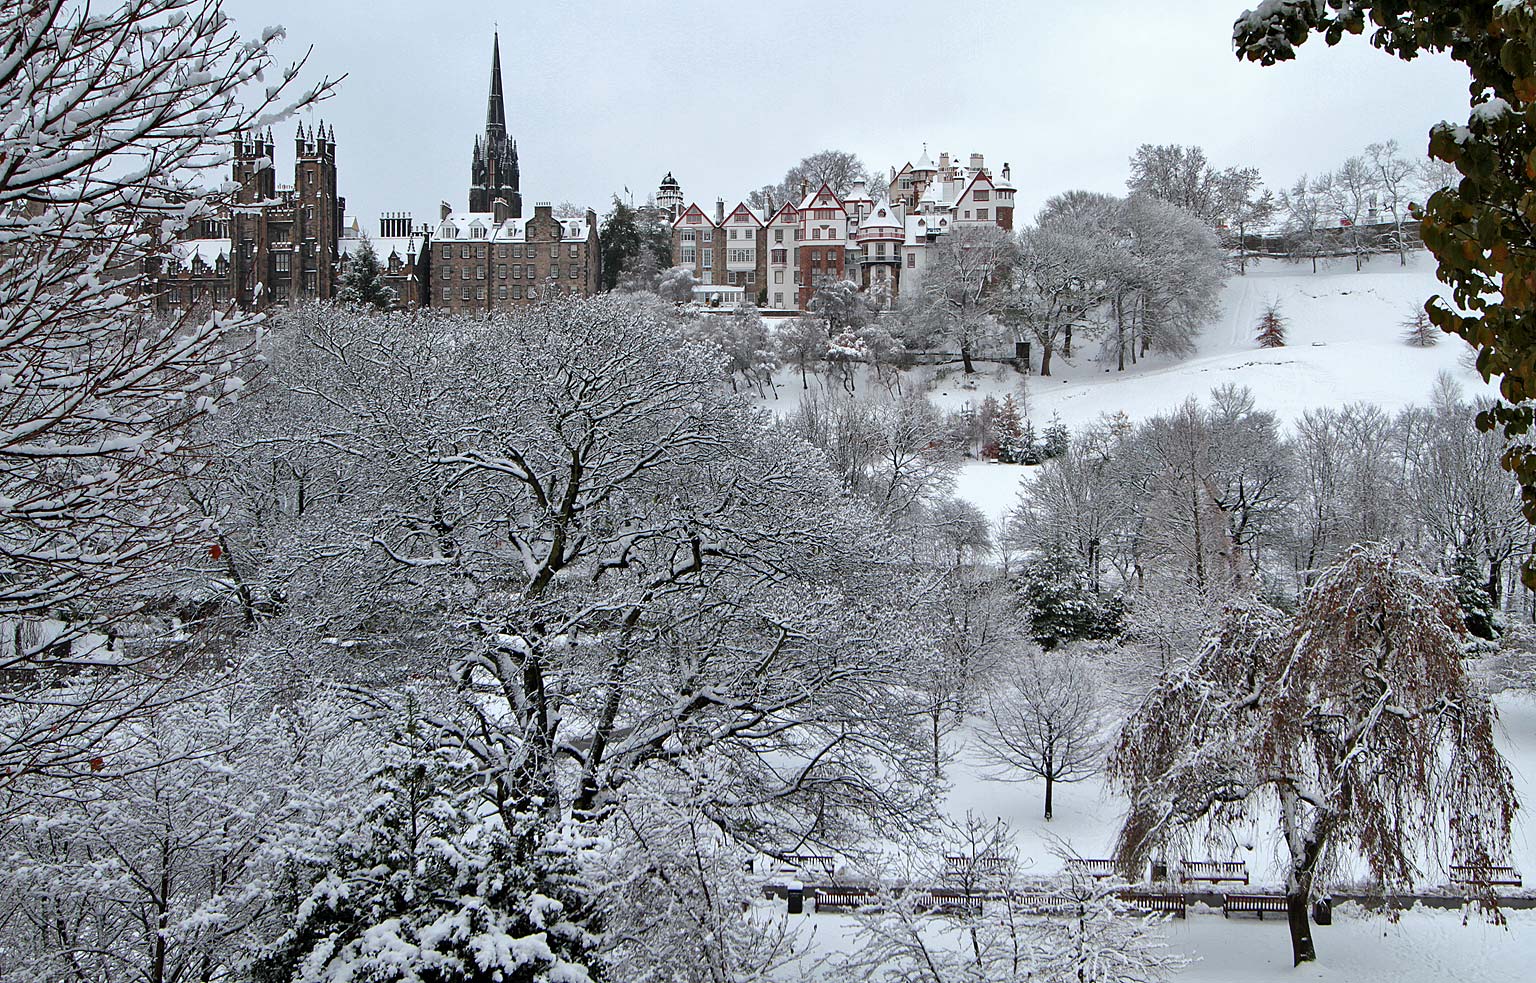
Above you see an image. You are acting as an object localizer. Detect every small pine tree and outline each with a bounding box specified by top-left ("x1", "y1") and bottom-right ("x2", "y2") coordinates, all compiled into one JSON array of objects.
[
  {"x1": 337, "y1": 237, "x2": 397, "y2": 310},
  {"x1": 1255, "y1": 300, "x2": 1287, "y2": 348},
  {"x1": 993, "y1": 395, "x2": 1027, "y2": 462},
  {"x1": 1042, "y1": 413, "x2": 1070, "y2": 459},
  {"x1": 1402, "y1": 306, "x2": 1440, "y2": 347}
]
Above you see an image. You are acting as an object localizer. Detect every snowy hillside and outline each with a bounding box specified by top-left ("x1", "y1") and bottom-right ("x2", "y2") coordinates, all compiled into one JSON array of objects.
[{"x1": 944, "y1": 250, "x2": 1488, "y2": 523}]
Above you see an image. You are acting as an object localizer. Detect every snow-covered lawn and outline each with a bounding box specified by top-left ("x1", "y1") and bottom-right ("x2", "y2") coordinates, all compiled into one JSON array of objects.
[{"x1": 769, "y1": 903, "x2": 1536, "y2": 982}]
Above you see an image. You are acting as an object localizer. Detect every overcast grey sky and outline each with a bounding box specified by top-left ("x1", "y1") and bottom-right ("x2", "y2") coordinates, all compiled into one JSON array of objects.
[{"x1": 220, "y1": 0, "x2": 1473, "y2": 233}]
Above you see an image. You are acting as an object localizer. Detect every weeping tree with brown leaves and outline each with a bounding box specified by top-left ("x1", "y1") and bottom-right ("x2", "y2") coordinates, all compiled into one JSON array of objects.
[{"x1": 1110, "y1": 545, "x2": 1517, "y2": 967}]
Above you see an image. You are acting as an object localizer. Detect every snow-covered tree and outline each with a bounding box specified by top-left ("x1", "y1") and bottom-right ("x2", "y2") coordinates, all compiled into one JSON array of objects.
[
  {"x1": 338, "y1": 236, "x2": 397, "y2": 309},
  {"x1": 1402, "y1": 306, "x2": 1439, "y2": 347},
  {"x1": 1254, "y1": 300, "x2": 1287, "y2": 348},
  {"x1": 810, "y1": 278, "x2": 870, "y2": 337},
  {"x1": 922, "y1": 224, "x2": 1018, "y2": 374},
  {"x1": 1112, "y1": 546, "x2": 1519, "y2": 966},
  {"x1": 657, "y1": 264, "x2": 697, "y2": 302},
  {"x1": 1017, "y1": 546, "x2": 1125, "y2": 651},
  {"x1": 775, "y1": 316, "x2": 827, "y2": 389},
  {"x1": 973, "y1": 651, "x2": 1103, "y2": 819},
  {"x1": 255, "y1": 757, "x2": 601, "y2": 983},
  {"x1": 0, "y1": 0, "x2": 328, "y2": 792},
  {"x1": 1010, "y1": 215, "x2": 1101, "y2": 377},
  {"x1": 1365, "y1": 139, "x2": 1417, "y2": 265}
]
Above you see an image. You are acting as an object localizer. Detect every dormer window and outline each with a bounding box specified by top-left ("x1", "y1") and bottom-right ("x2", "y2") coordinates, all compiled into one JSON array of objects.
[{"x1": 471, "y1": 225, "x2": 486, "y2": 239}]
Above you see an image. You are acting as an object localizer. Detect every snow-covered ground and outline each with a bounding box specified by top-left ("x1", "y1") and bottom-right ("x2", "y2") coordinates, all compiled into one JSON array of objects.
[
  {"x1": 768, "y1": 903, "x2": 1536, "y2": 982},
  {"x1": 931, "y1": 251, "x2": 1493, "y2": 432}
]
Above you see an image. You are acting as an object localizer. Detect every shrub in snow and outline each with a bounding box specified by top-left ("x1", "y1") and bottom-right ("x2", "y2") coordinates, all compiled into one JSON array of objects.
[{"x1": 255, "y1": 758, "x2": 601, "y2": 983}]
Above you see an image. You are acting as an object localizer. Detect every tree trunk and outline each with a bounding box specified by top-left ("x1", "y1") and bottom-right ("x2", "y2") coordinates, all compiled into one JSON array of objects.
[
  {"x1": 1043, "y1": 773, "x2": 1054, "y2": 821},
  {"x1": 1040, "y1": 342, "x2": 1053, "y2": 377},
  {"x1": 931, "y1": 707, "x2": 942, "y2": 778},
  {"x1": 1286, "y1": 876, "x2": 1317, "y2": 965},
  {"x1": 1063, "y1": 320, "x2": 1073, "y2": 358},
  {"x1": 961, "y1": 338, "x2": 976, "y2": 375}
]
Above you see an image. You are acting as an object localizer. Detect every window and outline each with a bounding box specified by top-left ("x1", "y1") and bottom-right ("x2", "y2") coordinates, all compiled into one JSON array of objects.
[
  {"x1": 793, "y1": 271, "x2": 801, "y2": 284},
  {"x1": 477, "y1": 266, "x2": 485, "y2": 280},
  {"x1": 728, "y1": 249, "x2": 753, "y2": 264},
  {"x1": 747, "y1": 271, "x2": 756, "y2": 284},
  {"x1": 513, "y1": 264, "x2": 522, "y2": 279},
  {"x1": 774, "y1": 271, "x2": 783, "y2": 284},
  {"x1": 472, "y1": 225, "x2": 485, "y2": 239},
  {"x1": 681, "y1": 247, "x2": 696, "y2": 264},
  {"x1": 774, "y1": 229, "x2": 783, "y2": 243},
  {"x1": 527, "y1": 264, "x2": 536, "y2": 278},
  {"x1": 812, "y1": 228, "x2": 821, "y2": 240},
  {"x1": 703, "y1": 230, "x2": 713, "y2": 242},
  {"x1": 875, "y1": 244, "x2": 886, "y2": 258},
  {"x1": 899, "y1": 177, "x2": 913, "y2": 190},
  {"x1": 461, "y1": 266, "x2": 470, "y2": 280},
  {"x1": 569, "y1": 244, "x2": 579, "y2": 257},
  {"x1": 550, "y1": 245, "x2": 559, "y2": 259},
  {"x1": 774, "y1": 292, "x2": 783, "y2": 305},
  {"x1": 974, "y1": 190, "x2": 990, "y2": 201},
  {"x1": 794, "y1": 229, "x2": 804, "y2": 241},
  {"x1": 440, "y1": 244, "x2": 451, "y2": 261},
  {"x1": 907, "y1": 254, "x2": 916, "y2": 268},
  {"x1": 815, "y1": 209, "x2": 835, "y2": 219},
  {"x1": 569, "y1": 264, "x2": 579, "y2": 279},
  {"x1": 810, "y1": 249, "x2": 821, "y2": 264},
  {"x1": 498, "y1": 265, "x2": 507, "y2": 279},
  {"x1": 513, "y1": 244, "x2": 524, "y2": 257},
  {"x1": 461, "y1": 286, "x2": 470, "y2": 301},
  {"x1": 701, "y1": 250, "x2": 712, "y2": 269},
  {"x1": 964, "y1": 211, "x2": 971, "y2": 219},
  {"x1": 498, "y1": 245, "x2": 508, "y2": 258},
  {"x1": 460, "y1": 245, "x2": 470, "y2": 260},
  {"x1": 682, "y1": 230, "x2": 695, "y2": 242},
  {"x1": 514, "y1": 286, "x2": 523, "y2": 299},
  {"x1": 442, "y1": 286, "x2": 450, "y2": 301},
  {"x1": 275, "y1": 252, "x2": 290, "y2": 272},
  {"x1": 728, "y1": 271, "x2": 738, "y2": 285},
  {"x1": 499, "y1": 285, "x2": 507, "y2": 300},
  {"x1": 476, "y1": 286, "x2": 484, "y2": 300},
  {"x1": 771, "y1": 249, "x2": 786, "y2": 264},
  {"x1": 976, "y1": 208, "x2": 989, "y2": 221}
]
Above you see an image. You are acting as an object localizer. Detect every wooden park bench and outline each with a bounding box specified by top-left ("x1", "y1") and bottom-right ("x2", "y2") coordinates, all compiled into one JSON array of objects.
[
  {"x1": 1449, "y1": 864, "x2": 1523, "y2": 888},
  {"x1": 813, "y1": 889, "x2": 876, "y2": 912},
  {"x1": 1117, "y1": 891, "x2": 1188, "y2": 919},
  {"x1": 1066, "y1": 858, "x2": 1118, "y2": 880},
  {"x1": 1222, "y1": 893, "x2": 1289, "y2": 919},
  {"x1": 945, "y1": 854, "x2": 1009, "y2": 876},
  {"x1": 777, "y1": 853, "x2": 837, "y2": 878},
  {"x1": 1008, "y1": 891, "x2": 1077, "y2": 914},
  {"x1": 1178, "y1": 860, "x2": 1250, "y2": 885}
]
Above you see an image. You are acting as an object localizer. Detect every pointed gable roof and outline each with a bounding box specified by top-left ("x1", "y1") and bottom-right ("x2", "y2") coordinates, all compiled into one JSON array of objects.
[
  {"x1": 672, "y1": 202, "x2": 713, "y2": 228},
  {"x1": 799, "y1": 183, "x2": 847, "y2": 214},
  {"x1": 724, "y1": 202, "x2": 764, "y2": 227}
]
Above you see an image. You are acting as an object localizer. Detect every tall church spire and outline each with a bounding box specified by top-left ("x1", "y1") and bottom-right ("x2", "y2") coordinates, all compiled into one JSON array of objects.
[
  {"x1": 486, "y1": 32, "x2": 506, "y2": 136},
  {"x1": 469, "y1": 30, "x2": 520, "y2": 217}
]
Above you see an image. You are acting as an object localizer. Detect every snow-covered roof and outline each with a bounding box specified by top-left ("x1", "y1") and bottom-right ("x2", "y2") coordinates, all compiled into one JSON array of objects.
[
  {"x1": 171, "y1": 238, "x2": 230, "y2": 267},
  {"x1": 914, "y1": 145, "x2": 935, "y2": 171},
  {"x1": 434, "y1": 211, "x2": 590, "y2": 242},
  {"x1": 905, "y1": 214, "x2": 949, "y2": 245},
  {"x1": 861, "y1": 204, "x2": 901, "y2": 232}
]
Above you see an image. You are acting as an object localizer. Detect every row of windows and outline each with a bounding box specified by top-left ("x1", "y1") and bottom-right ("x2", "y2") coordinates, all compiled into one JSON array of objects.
[
  {"x1": 442, "y1": 284, "x2": 546, "y2": 302},
  {"x1": 440, "y1": 243, "x2": 581, "y2": 261},
  {"x1": 449, "y1": 263, "x2": 586, "y2": 280}
]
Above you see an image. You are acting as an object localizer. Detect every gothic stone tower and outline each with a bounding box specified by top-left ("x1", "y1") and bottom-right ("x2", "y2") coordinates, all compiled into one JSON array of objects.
[
  {"x1": 470, "y1": 33, "x2": 521, "y2": 218},
  {"x1": 294, "y1": 122, "x2": 341, "y2": 298}
]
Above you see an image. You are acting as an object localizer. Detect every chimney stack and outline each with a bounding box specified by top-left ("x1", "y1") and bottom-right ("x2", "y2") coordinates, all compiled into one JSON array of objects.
[
  {"x1": 969, "y1": 152, "x2": 985, "y2": 172},
  {"x1": 715, "y1": 198, "x2": 725, "y2": 224}
]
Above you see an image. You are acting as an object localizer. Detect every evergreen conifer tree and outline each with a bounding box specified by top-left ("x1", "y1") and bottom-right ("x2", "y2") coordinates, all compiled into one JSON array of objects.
[
  {"x1": 255, "y1": 759, "x2": 601, "y2": 983},
  {"x1": 599, "y1": 197, "x2": 641, "y2": 292},
  {"x1": 1018, "y1": 546, "x2": 1125, "y2": 650},
  {"x1": 1452, "y1": 549, "x2": 1501, "y2": 641},
  {"x1": 1255, "y1": 300, "x2": 1286, "y2": 348},
  {"x1": 1042, "y1": 413, "x2": 1070, "y2": 459},
  {"x1": 337, "y1": 237, "x2": 397, "y2": 310}
]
